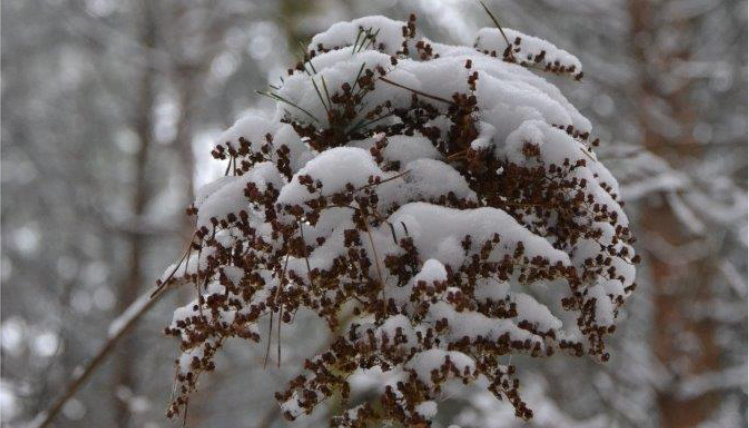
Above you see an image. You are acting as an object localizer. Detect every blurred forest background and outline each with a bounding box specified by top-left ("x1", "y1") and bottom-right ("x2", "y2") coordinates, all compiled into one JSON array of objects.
[{"x1": 1, "y1": 0, "x2": 746, "y2": 427}]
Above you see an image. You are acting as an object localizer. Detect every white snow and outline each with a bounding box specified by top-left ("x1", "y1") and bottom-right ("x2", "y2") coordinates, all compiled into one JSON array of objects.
[
  {"x1": 196, "y1": 162, "x2": 283, "y2": 229},
  {"x1": 474, "y1": 28, "x2": 583, "y2": 76},
  {"x1": 107, "y1": 292, "x2": 151, "y2": 338},
  {"x1": 389, "y1": 203, "x2": 570, "y2": 269},
  {"x1": 309, "y1": 16, "x2": 411, "y2": 55},
  {"x1": 277, "y1": 147, "x2": 383, "y2": 206},
  {"x1": 415, "y1": 400, "x2": 438, "y2": 418}
]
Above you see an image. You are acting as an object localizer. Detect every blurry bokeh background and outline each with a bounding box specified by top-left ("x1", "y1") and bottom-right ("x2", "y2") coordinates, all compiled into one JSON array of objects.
[{"x1": 1, "y1": 0, "x2": 746, "y2": 427}]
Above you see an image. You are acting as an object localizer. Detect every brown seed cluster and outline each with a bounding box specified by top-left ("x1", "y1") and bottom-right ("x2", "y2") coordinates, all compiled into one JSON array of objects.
[
  {"x1": 161, "y1": 14, "x2": 637, "y2": 427},
  {"x1": 475, "y1": 32, "x2": 585, "y2": 80}
]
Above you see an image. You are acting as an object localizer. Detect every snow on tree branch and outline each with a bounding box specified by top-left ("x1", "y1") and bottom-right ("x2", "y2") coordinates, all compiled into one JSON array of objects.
[{"x1": 158, "y1": 14, "x2": 638, "y2": 427}]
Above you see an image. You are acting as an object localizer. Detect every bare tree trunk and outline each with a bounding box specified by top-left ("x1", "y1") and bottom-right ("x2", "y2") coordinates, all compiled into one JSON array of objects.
[
  {"x1": 627, "y1": 1, "x2": 720, "y2": 426},
  {"x1": 642, "y1": 206, "x2": 720, "y2": 427},
  {"x1": 112, "y1": 2, "x2": 156, "y2": 427}
]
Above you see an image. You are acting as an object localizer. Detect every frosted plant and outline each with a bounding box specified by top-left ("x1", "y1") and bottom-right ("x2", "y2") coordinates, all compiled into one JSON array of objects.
[{"x1": 160, "y1": 14, "x2": 638, "y2": 427}]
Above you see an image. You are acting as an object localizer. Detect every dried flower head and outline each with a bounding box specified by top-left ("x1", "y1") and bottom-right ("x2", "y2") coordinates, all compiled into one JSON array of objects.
[{"x1": 159, "y1": 14, "x2": 637, "y2": 427}]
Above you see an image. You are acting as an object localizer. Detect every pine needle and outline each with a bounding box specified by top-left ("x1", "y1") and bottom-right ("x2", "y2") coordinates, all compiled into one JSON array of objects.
[
  {"x1": 351, "y1": 62, "x2": 367, "y2": 92},
  {"x1": 256, "y1": 90, "x2": 320, "y2": 124},
  {"x1": 379, "y1": 76, "x2": 454, "y2": 104},
  {"x1": 359, "y1": 28, "x2": 381, "y2": 52},
  {"x1": 479, "y1": 1, "x2": 512, "y2": 49},
  {"x1": 298, "y1": 40, "x2": 318, "y2": 74},
  {"x1": 321, "y1": 75, "x2": 333, "y2": 110},
  {"x1": 352, "y1": 27, "x2": 365, "y2": 56},
  {"x1": 310, "y1": 76, "x2": 331, "y2": 117}
]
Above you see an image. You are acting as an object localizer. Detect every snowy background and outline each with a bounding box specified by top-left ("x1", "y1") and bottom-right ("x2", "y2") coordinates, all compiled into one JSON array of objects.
[{"x1": 1, "y1": 1, "x2": 746, "y2": 428}]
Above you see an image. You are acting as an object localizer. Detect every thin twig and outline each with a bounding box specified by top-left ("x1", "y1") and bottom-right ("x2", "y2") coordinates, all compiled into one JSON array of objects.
[
  {"x1": 298, "y1": 220, "x2": 316, "y2": 288},
  {"x1": 358, "y1": 203, "x2": 387, "y2": 314},
  {"x1": 446, "y1": 149, "x2": 469, "y2": 161},
  {"x1": 182, "y1": 397, "x2": 190, "y2": 428},
  {"x1": 224, "y1": 155, "x2": 233, "y2": 176},
  {"x1": 151, "y1": 231, "x2": 198, "y2": 298},
  {"x1": 30, "y1": 284, "x2": 176, "y2": 428},
  {"x1": 263, "y1": 311, "x2": 274, "y2": 370},
  {"x1": 277, "y1": 304, "x2": 283, "y2": 368},
  {"x1": 360, "y1": 169, "x2": 411, "y2": 190},
  {"x1": 264, "y1": 251, "x2": 290, "y2": 369}
]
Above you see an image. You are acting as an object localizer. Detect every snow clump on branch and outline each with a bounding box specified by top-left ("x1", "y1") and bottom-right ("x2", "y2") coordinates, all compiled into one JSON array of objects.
[{"x1": 159, "y1": 14, "x2": 638, "y2": 427}]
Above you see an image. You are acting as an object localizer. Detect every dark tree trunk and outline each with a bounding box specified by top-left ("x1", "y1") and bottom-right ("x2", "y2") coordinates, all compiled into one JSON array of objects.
[
  {"x1": 628, "y1": 1, "x2": 720, "y2": 426},
  {"x1": 113, "y1": 1, "x2": 156, "y2": 426}
]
